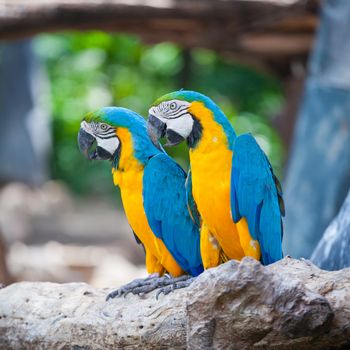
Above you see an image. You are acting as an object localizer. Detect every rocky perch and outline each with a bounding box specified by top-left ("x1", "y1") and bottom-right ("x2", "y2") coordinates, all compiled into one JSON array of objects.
[{"x1": 0, "y1": 257, "x2": 349, "y2": 349}]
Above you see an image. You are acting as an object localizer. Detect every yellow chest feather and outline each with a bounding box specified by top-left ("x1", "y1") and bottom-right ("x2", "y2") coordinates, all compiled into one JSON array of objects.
[
  {"x1": 112, "y1": 128, "x2": 183, "y2": 276},
  {"x1": 112, "y1": 128, "x2": 151, "y2": 246},
  {"x1": 189, "y1": 102, "x2": 249, "y2": 260}
]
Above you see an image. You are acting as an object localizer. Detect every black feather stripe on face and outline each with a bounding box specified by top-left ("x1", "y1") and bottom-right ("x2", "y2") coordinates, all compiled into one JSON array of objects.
[
  {"x1": 97, "y1": 133, "x2": 119, "y2": 140},
  {"x1": 166, "y1": 106, "x2": 189, "y2": 119},
  {"x1": 112, "y1": 143, "x2": 122, "y2": 169},
  {"x1": 155, "y1": 101, "x2": 189, "y2": 119},
  {"x1": 187, "y1": 117, "x2": 203, "y2": 148}
]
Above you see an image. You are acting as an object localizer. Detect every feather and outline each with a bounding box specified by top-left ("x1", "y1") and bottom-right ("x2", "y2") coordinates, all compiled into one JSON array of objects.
[
  {"x1": 185, "y1": 168, "x2": 201, "y2": 228},
  {"x1": 230, "y1": 133, "x2": 283, "y2": 265},
  {"x1": 143, "y1": 153, "x2": 203, "y2": 276}
]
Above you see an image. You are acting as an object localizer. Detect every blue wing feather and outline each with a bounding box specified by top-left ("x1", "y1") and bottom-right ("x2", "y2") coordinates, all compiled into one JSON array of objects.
[
  {"x1": 185, "y1": 168, "x2": 201, "y2": 228},
  {"x1": 230, "y1": 134, "x2": 283, "y2": 265},
  {"x1": 143, "y1": 153, "x2": 203, "y2": 276}
]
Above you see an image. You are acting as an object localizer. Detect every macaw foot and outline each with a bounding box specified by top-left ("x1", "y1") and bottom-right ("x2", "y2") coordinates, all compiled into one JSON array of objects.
[
  {"x1": 106, "y1": 274, "x2": 158, "y2": 300},
  {"x1": 106, "y1": 274, "x2": 194, "y2": 300},
  {"x1": 156, "y1": 275, "x2": 195, "y2": 300}
]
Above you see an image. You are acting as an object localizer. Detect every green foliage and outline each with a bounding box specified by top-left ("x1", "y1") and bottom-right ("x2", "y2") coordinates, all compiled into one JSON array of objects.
[{"x1": 34, "y1": 32, "x2": 285, "y2": 196}]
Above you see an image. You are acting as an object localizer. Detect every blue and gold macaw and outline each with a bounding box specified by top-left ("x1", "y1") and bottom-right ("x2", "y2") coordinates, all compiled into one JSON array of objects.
[
  {"x1": 147, "y1": 91, "x2": 284, "y2": 269},
  {"x1": 78, "y1": 107, "x2": 203, "y2": 297}
]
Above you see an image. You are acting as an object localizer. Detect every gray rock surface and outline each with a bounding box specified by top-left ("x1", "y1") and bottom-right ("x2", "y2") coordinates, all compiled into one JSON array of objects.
[{"x1": 1, "y1": 257, "x2": 350, "y2": 349}]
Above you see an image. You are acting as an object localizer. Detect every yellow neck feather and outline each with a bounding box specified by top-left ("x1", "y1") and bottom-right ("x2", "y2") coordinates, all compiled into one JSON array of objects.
[
  {"x1": 112, "y1": 127, "x2": 143, "y2": 186},
  {"x1": 189, "y1": 101, "x2": 230, "y2": 153}
]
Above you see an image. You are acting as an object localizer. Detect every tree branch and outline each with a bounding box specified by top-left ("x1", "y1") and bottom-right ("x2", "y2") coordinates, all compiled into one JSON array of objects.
[
  {"x1": 0, "y1": 0, "x2": 317, "y2": 60},
  {"x1": 0, "y1": 257, "x2": 349, "y2": 349}
]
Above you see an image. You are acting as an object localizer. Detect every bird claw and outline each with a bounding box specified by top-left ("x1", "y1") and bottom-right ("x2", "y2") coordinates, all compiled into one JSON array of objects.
[
  {"x1": 106, "y1": 277, "x2": 155, "y2": 301},
  {"x1": 106, "y1": 275, "x2": 194, "y2": 301},
  {"x1": 156, "y1": 276, "x2": 195, "y2": 300}
]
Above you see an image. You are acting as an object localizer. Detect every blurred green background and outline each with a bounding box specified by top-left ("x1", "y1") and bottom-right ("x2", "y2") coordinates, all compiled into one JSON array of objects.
[{"x1": 34, "y1": 31, "x2": 285, "y2": 197}]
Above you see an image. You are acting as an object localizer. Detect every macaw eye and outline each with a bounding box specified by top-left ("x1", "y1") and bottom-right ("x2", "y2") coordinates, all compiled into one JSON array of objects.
[
  {"x1": 170, "y1": 102, "x2": 177, "y2": 110},
  {"x1": 100, "y1": 123, "x2": 108, "y2": 131}
]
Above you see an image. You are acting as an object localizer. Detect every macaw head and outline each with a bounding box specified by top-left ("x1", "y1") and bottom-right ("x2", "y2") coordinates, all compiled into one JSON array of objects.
[
  {"x1": 78, "y1": 107, "x2": 158, "y2": 166},
  {"x1": 148, "y1": 90, "x2": 234, "y2": 149}
]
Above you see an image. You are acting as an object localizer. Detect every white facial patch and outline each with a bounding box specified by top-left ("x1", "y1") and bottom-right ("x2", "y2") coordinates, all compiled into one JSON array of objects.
[
  {"x1": 81, "y1": 120, "x2": 93, "y2": 135},
  {"x1": 96, "y1": 136, "x2": 120, "y2": 155},
  {"x1": 80, "y1": 120, "x2": 120, "y2": 155},
  {"x1": 149, "y1": 100, "x2": 193, "y2": 138},
  {"x1": 167, "y1": 113, "x2": 194, "y2": 138}
]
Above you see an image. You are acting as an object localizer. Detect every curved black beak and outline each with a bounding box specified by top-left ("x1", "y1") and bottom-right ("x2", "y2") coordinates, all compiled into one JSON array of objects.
[
  {"x1": 78, "y1": 128, "x2": 113, "y2": 161},
  {"x1": 164, "y1": 129, "x2": 185, "y2": 147},
  {"x1": 78, "y1": 128, "x2": 95, "y2": 159},
  {"x1": 147, "y1": 114, "x2": 185, "y2": 148},
  {"x1": 147, "y1": 114, "x2": 166, "y2": 148}
]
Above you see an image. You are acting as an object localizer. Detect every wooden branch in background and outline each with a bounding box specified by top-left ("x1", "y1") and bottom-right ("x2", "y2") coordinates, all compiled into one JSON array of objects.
[
  {"x1": 1, "y1": 257, "x2": 350, "y2": 349},
  {"x1": 0, "y1": 0, "x2": 318, "y2": 63}
]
